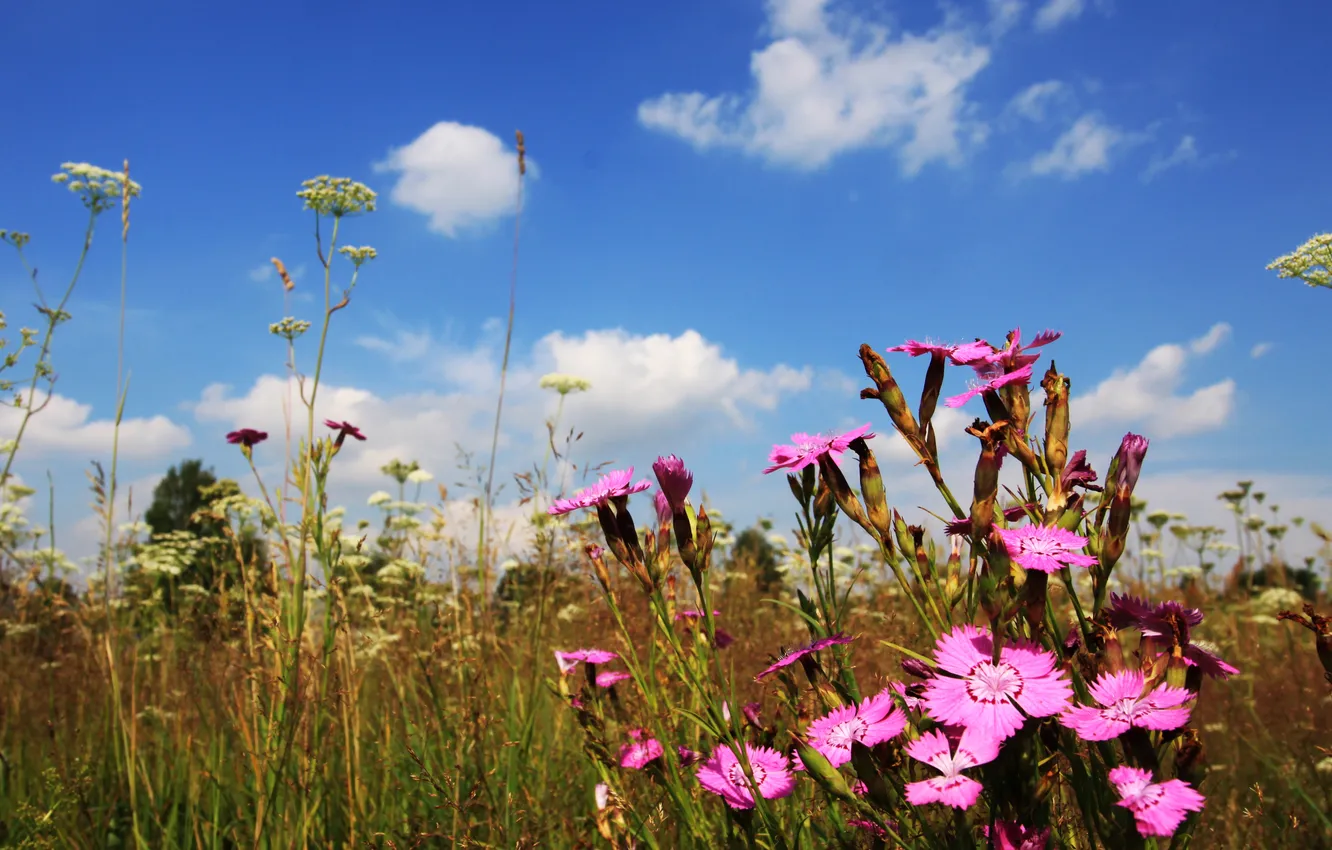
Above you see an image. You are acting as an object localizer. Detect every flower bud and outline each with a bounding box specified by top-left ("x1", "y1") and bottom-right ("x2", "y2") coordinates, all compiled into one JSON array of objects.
[
  {"x1": 966, "y1": 420, "x2": 1006, "y2": 539},
  {"x1": 858, "y1": 344, "x2": 921, "y2": 445},
  {"x1": 849, "y1": 437, "x2": 893, "y2": 546},
  {"x1": 695, "y1": 506, "x2": 714, "y2": 572},
  {"x1": 1042, "y1": 365, "x2": 1069, "y2": 474},
  {"x1": 918, "y1": 351, "x2": 947, "y2": 434},
  {"x1": 817, "y1": 453, "x2": 871, "y2": 531},
  {"x1": 586, "y1": 544, "x2": 613, "y2": 596},
  {"x1": 793, "y1": 737, "x2": 859, "y2": 804}
]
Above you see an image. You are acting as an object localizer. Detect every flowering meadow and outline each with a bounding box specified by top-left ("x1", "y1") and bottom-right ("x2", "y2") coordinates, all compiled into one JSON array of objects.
[{"x1": 0, "y1": 163, "x2": 1330, "y2": 849}]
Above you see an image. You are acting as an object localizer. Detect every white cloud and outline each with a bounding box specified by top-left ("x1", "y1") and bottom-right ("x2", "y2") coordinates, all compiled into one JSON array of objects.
[
  {"x1": 1005, "y1": 80, "x2": 1066, "y2": 122},
  {"x1": 249, "y1": 264, "x2": 273, "y2": 283},
  {"x1": 193, "y1": 327, "x2": 813, "y2": 486},
  {"x1": 1013, "y1": 114, "x2": 1135, "y2": 180},
  {"x1": 1034, "y1": 0, "x2": 1085, "y2": 31},
  {"x1": 1250, "y1": 342, "x2": 1273, "y2": 359},
  {"x1": 867, "y1": 406, "x2": 970, "y2": 464},
  {"x1": 1189, "y1": 321, "x2": 1231, "y2": 355},
  {"x1": 0, "y1": 391, "x2": 191, "y2": 459},
  {"x1": 1140, "y1": 135, "x2": 1237, "y2": 183},
  {"x1": 637, "y1": 0, "x2": 993, "y2": 173},
  {"x1": 1071, "y1": 328, "x2": 1236, "y2": 438},
  {"x1": 374, "y1": 122, "x2": 530, "y2": 237},
  {"x1": 987, "y1": 0, "x2": 1026, "y2": 37}
]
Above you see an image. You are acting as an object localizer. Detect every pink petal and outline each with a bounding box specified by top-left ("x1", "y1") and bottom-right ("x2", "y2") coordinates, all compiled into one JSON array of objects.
[{"x1": 905, "y1": 775, "x2": 983, "y2": 809}]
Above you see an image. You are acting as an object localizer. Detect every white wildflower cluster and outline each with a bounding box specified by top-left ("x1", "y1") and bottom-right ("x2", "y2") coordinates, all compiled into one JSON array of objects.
[
  {"x1": 51, "y1": 162, "x2": 142, "y2": 213},
  {"x1": 0, "y1": 230, "x2": 31, "y2": 250},
  {"x1": 355, "y1": 627, "x2": 402, "y2": 662},
  {"x1": 12, "y1": 547, "x2": 78, "y2": 575},
  {"x1": 538, "y1": 373, "x2": 591, "y2": 395},
  {"x1": 367, "y1": 490, "x2": 392, "y2": 507},
  {"x1": 1249, "y1": 586, "x2": 1305, "y2": 618},
  {"x1": 376, "y1": 558, "x2": 426, "y2": 586},
  {"x1": 128, "y1": 530, "x2": 205, "y2": 578},
  {"x1": 1267, "y1": 233, "x2": 1332, "y2": 290},
  {"x1": 337, "y1": 245, "x2": 378, "y2": 267},
  {"x1": 269, "y1": 316, "x2": 312, "y2": 341},
  {"x1": 406, "y1": 469, "x2": 433, "y2": 484},
  {"x1": 297, "y1": 175, "x2": 376, "y2": 217}
]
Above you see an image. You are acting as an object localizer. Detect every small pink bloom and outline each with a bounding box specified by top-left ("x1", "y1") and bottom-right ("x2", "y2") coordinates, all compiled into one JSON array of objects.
[
  {"x1": 674, "y1": 609, "x2": 721, "y2": 621},
  {"x1": 986, "y1": 821, "x2": 1051, "y2": 849},
  {"x1": 803, "y1": 688, "x2": 907, "y2": 767},
  {"x1": 594, "y1": 782, "x2": 611, "y2": 810},
  {"x1": 887, "y1": 338, "x2": 992, "y2": 365},
  {"x1": 653, "y1": 491, "x2": 672, "y2": 527},
  {"x1": 714, "y1": 628, "x2": 736, "y2": 649},
  {"x1": 323, "y1": 419, "x2": 366, "y2": 441},
  {"x1": 1060, "y1": 450, "x2": 1099, "y2": 491},
  {"x1": 1113, "y1": 432, "x2": 1150, "y2": 494},
  {"x1": 226, "y1": 428, "x2": 268, "y2": 448},
  {"x1": 848, "y1": 819, "x2": 894, "y2": 840},
  {"x1": 619, "y1": 729, "x2": 665, "y2": 770},
  {"x1": 695, "y1": 744, "x2": 796, "y2": 809},
  {"x1": 1061, "y1": 670, "x2": 1192, "y2": 741},
  {"x1": 1106, "y1": 594, "x2": 1239, "y2": 679},
  {"x1": 996, "y1": 524, "x2": 1099, "y2": 574},
  {"x1": 762, "y1": 424, "x2": 874, "y2": 475},
  {"x1": 677, "y1": 745, "x2": 703, "y2": 767},
  {"x1": 595, "y1": 671, "x2": 632, "y2": 688},
  {"x1": 978, "y1": 327, "x2": 1061, "y2": 373},
  {"x1": 904, "y1": 726, "x2": 1001, "y2": 809},
  {"x1": 889, "y1": 680, "x2": 927, "y2": 711},
  {"x1": 1108, "y1": 766, "x2": 1206, "y2": 838},
  {"x1": 652, "y1": 454, "x2": 693, "y2": 510},
  {"x1": 923, "y1": 625, "x2": 1072, "y2": 742},
  {"x1": 554, "y1": 648, "x2": 619, "y2": 674},
  {"x1": 546, "y1": 468, "x2": 652, "y2": 515},
  {"x1": 755, "y1": 633, "x2": 856, "y2": 681},
  {"x1": 945, "y1": 363, "x2": 1034, "y2": 408}
]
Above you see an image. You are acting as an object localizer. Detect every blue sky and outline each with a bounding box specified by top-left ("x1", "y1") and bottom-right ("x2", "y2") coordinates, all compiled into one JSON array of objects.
[{"x1": 2, "y1": 0, "x2": 1330, "y2": 571}]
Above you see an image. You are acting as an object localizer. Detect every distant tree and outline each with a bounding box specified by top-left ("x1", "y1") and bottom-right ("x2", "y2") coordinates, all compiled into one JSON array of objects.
[
  {"x1": 145, "y1": 459, "x2": 218, "y2": 537},
  {"x1": 728, "y1": 524, "x2": 784, "y2": 594}
]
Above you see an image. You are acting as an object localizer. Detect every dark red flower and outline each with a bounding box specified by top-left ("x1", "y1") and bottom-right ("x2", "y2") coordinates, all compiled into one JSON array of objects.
[
  {"x1": 226, "y1": 428, "x2": 268, "y2": 448},
  {"x1": 324, "y1": 419, "x2": 366, "y2": 441}
]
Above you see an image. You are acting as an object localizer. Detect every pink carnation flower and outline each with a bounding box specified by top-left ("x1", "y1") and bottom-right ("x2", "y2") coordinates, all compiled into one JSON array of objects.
[
  {"x1": 762, "y1": 424, "x2": 874, "y2": 475},
  {"x1": 1108, "y1": 766, "x2": 1206, "y2": 838},
  {"x1": 755, "y1": 633, "x2": 855, "y2": 681},
  {"x1": 595, "y1": 670, "x2": 632, "y2": 688},
  {"x1": 996, "y1": 524, "x2": 1099, "y2": 573},
  {"x1": 695, "y1": 743, "x2": 796, "y2": 809},
  {"x1": 903, "y1": 726, "x2": 1001, "y2": 809},
  {"x1": 652, "y1": 454, "x2": 693, "y2": 510},
  {"x1": 923, "y1": 625, "x2": 1072, "y2": 742},
  {"x1": 618, "y1": 729, "x2": 664, "y2": 770},
  {"x1": 945, "y1": 363, "x2": 1034, "y2": 409},
  {"x1": 554, "y1": 648, "x2": 619, "y2": 674},
  {"x1": 889, "y1": 679, "x2": 926, "y2": 711},
  {"x1": 887, "y1": 338, "x2": 993, "y2": 365},
  {"x1": 986, "y1": 821, "x2": 1051, "y2": 849},
  {"x1": 547, "y1": 468, "x2": 652, "y2": 515},
  {"x1": 1061, "y1": 670, "x2": 1192, "y2": 741},
  {"x1": 1107, "y1": 594, "x2": 1239, "y2": 679},
  {"x1": 803, "y1": 688, "x2": 907, "y2": 768},
  {"x1": 976, "y1": 327, "x2": 1061, "y2": 374}
]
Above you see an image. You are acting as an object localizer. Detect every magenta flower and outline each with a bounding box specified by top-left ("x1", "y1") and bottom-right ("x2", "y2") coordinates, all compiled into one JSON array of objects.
[
  {"x1": 547, "y1": 468, "x2": 653, "y2": 515},
  {"x1": 755, "y1": 633, "x2": 855, "y2": 681},
  {"x1": 945, "y1": 363, "x2": 1034, "y2": 408},
  {"x1": 995, "y1": 524, "x2": 1098, "y2": 573},
  {"x1": 1113, "y1": 432, "x2": 1150, "y2": 494},
  {"x1": 986, "y1": 821, "x2": 1051, "y2": 849},
  {"x1": 923, "y1": 625, "x2": 1072, "y2": 742},
  {"x1": 226, "y1": 428, "x2": 268, "y2": 448},
  {"x1": 903, "y1": 726, "x2": 1001, "y2": 809},
  {"x1": 595, "y1": 670, "x2": 632, "y2": 688},
  {"x1": 889, "y1": 679, "x2": 927, "y2": 711},
  {"x1": 323, "y1": 419, "x2": 366, "y2": 442},
  {"x1": 677, "y1": 745, "x2": 704, "y2": 767},
  {"x1": 653, "y1": 491, "x2": 672, "y2": 527},
  {"x1": 847, "y1": 819, "x2": 892, "y2": 840},
  {"x1": 1060, "y1": 450, "x2": 1099, "y2": 491},
  {"x1": 554, "y1": 648, "x2": 619, "y2": 674},
  {"x1": 762, "y1": 424, "x2": 874, "y2": 475},
  {"x1": 1061, "y1": 670, "x2": 1192, "y2": 741},
  {"x1": 1107, "y1": 594, "x2": 1240, "y2": 679},
  {"x1": 1108, "y1": 766, "x2": 1206, "y2": 838},
  {"x1": 803, "y1": 688, "x2": 907, "y2": 768},
  {"x1": 619, "y1": 729, "x2": 665, "y2": 770},
  {"x1": 695, "y1": 744, "x2": 796, "y2": 809},
  {"x1": 887, "y1": 338, "x2": 993, "y2": 365},
  {"x1": 977, "y1": 327, "x2": 1061, "y2": 373},
  {"x1": 674, "y1": 609, "x2": 721, "y2": 621},
  {"x1": 652, "y1": 454, "x2": 693, "y2": 510}
]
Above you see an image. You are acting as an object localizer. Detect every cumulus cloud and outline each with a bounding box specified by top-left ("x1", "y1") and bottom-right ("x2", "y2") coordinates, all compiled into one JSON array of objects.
[
  {"x1": 193, "y1": 326, "x2": 813, "y2": 486},
  {"x1": 1012, "y1": 114, "x2": 1136, "y2": 180},
  {"x1": 1033, "y1": 0, "x2": 1085, "y2": 31},
  {"x1": 374, "y1": 122, "x2": 530, "y2": 237},
  {"x1": 1071, "y1": 325, "x2": 1236, "y2": 438},
  {"x1": 637, "y1": 0, "x2": 993, "y2": 173},
  {"x1": 0, "y1": 392, "x2": 191, "y2": 459},
  {"x1": 1005, "y1": 80, "x2": 1066, "y2": 122}
]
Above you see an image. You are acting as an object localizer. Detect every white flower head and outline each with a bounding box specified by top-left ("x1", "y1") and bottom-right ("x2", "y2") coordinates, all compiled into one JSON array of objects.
[
  {"x1": 367, "y1": 490, "x2": 392, "y2": 507},
  {"x1": 538, "y1": 373, "x2": 591, "y2": 395},
  {"x1": 406, "y1": 469, "x2": 434, "y2": 484}
]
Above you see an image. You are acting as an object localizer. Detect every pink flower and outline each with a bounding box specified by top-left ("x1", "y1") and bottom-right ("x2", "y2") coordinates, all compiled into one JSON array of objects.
[
  {"x1": 1113, "y1": 433, "x2": 1150, "y2": 494},
  {"x1": 889, "y1": 680, "x2": 926, "y2": 711},
  {"x1": 595, "y1": 671, "x2": 632, "y2": 688},
  {"x1": 1060, "y1": 450, "x2": 1099, "y2": 491},
  {"x1": 1106, "y1": 594, "x2": 1239, "y2": 679},
  {"x1": 887, "y1": 338, "x2": 993, "y2": 365},
  {"x1": 1108, "y1": 766, "x2": 1206, "y2": 838},
  {"x1": 944, "y1": 363, "x2": 1034, "y2": 409},
  {"x1": 923, "y1": 625, "x2": 1072, "y2": 742},
  {"x1": 323, "y1": 419, "x2": 366, "y2": 442},
  {"x1": 755, "y1": 633, "x2": 856, "y2": 681},
  {"x1": 677, "y1": 746, "x2": 704, "y2": 767},
  {"x1": 903, "y1": 726, "x2": 1001, "y2": 809},
  {"x1": 1061, "y1": 670, "x2": 1192, "y2": 741},
  {"x1": 547, "y1": 468, "x2": 652, "y2": 515},
  {"x1": 554, "y1": 648, "x2": 619, "y2": 674},
  {"x1": 674, "y1": 609, "x2": 721, "y2": 621},
  {"x1": 996, "y1": 525, "x2": 1099, "y2": 573},
  {"x1": 803, "y1": 688, "x2": 907, "y2": 767},
  {"x1": 619, "y1": 729, "x2": 665, "y2": 769},
  {"x1": 653, "y1": 491, "x2": 672, "y2": 527},
  {"x1": 226, "y1": 428, "x2": 268, "y2": 448},
  {"x1": 986, "y1": 821, "x2": 1051, "y2": 849},
  {"x1": 762, "y1": 424, "x2": 874, "y2": 475},
  {"x1": 847, "y1": 819, "x2": 891, "y2": 840},
  {"x1": 652, "y1": 454, "x2": 693, "y2": 510},
  {"x1": 977, "y1": 327, "x2": 1061, "y2": 373},
  {"x1": 695, "y1": 744, "x2": 796, "y2": 809}
]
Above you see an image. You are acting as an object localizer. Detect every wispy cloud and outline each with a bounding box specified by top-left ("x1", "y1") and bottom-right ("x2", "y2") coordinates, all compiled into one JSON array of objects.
[
  {"x1": 1250, "y1": 342, "x2": 1274, "y2": 359},
  {"x1": 1010, "y1": 114, "x2": 1142, "y2": 180},
  {"x1": 1005, "y1": 80, "x2": 1067, "y2": 122},
  {"x1": 1140, "y1": 135, "x2": 1237, "y2": 183},
  {"x1": 1033, "y1": 0, "x2": 1085, "y2": 31},
  {"x1": 1189, "y1": 321, "x2": 1231, "y2": 355}
]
